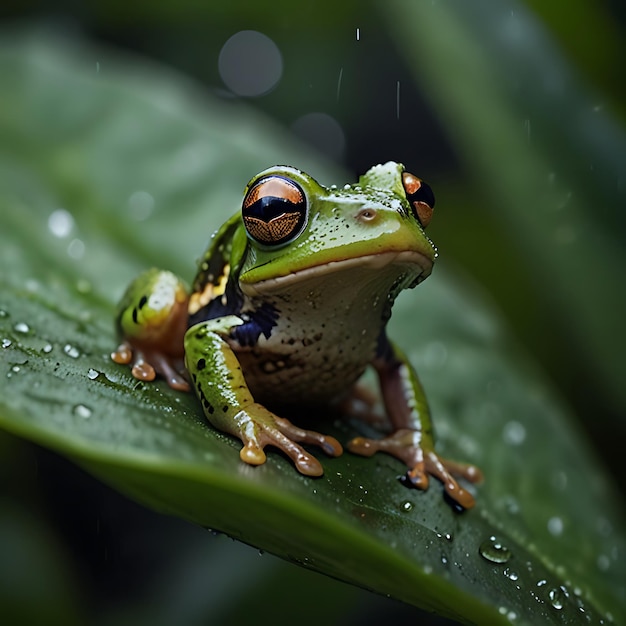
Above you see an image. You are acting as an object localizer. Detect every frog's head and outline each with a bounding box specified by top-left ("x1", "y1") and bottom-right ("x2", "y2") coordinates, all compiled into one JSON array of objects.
[{"x1": 238, "y1": 162, "x2": 437, "y2": 298}]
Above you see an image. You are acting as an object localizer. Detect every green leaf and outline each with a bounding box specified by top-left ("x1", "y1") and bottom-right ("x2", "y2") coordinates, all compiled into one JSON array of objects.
[
  {"x1": 0, "y1": 29, "x2": 624, "y2": 625},
  {"x1": 386, "y1": 0, "x2": 626, "y2": 415}
]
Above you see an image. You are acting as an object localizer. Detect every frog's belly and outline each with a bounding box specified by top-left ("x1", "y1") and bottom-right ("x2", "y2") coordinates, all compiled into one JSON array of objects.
[{"x1": 234, "y1": 332, "x2": 376, "y2": 405}]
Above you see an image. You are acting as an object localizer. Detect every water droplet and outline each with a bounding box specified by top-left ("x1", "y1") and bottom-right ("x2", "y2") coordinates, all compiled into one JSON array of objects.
[
  {"x1": 42, "y1": 343, "x2": 53, "y2": 353},
  {"x1": 63, "y1": 344, "x2": 80, "y2": 358},
  {"x1": 400, "y1": 500, "x2": 414, "y2": 512},
  {"x1": 2, "y1": 339, "x2": 11, "y2": 348},
  {"x1": 502, "y1": 420, "x2": 526, "y2": 445},
  {"x1": 0, "y1": 309, "x2": 8, "y2": 318},
  {"x1": 48, "y1": 208, "x2": 74, "y2": 238},
  {"x1": 547, "y1": 516, "x2": 564, "y2": 536},
  {"x1": 67, "y1": 238, "x2": 85, "y2": 259},
  {"x1": 14, "y1": 322, "x2": 30, "y2": 334},
  {"x1": 502, "y1": 495, "x2": 520, "y2": 515},
  {"x1": 479, "y1": 536, "x2": 512, "y2": 564},
  {"x1": 548, "y1": 587, "x2": 564, "y2": 610},
  {"x1": 128, "y1": 190, "x2": 156, "y2": 221},
  {"x1": 11, "y1": 365, "x2": 20, "y2": 373},
  {"x1": 87, "y1": 368, "x2": 100, "y2": 380},
  {"x1": 504, "y1": 568, "x2": 519, "y2": 581},
  {"x1": 73, "y1": 404, "x2": 92, "y2": 419}
]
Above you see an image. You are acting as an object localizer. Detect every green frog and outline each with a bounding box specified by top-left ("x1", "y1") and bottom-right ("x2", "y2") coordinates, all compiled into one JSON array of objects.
[{"x1": 112, "y1": 162, "x2": 481, "y2": 508}]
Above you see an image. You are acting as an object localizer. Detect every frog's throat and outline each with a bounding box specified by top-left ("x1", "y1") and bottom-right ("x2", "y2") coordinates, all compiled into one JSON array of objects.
[{"x1": 239, "y1": 250, "x2": 432, "y2": 297}]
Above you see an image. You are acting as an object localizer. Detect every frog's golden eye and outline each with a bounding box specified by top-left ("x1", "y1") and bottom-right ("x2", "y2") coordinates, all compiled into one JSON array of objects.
[
  {"x1": 402, "y1": 171, "x2": 435, "y2": 228},
  {"x1": 242, "y1": 175, "x2": 307, "y2": 246}
]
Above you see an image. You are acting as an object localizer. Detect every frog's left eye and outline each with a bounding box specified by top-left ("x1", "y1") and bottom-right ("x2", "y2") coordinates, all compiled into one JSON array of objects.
[
  {"x1": 402, "y1": 171, "x2": 435, "y2": 228},
  {"x1": 242, "y1": 175, "x2": 307, "y2": 246}
]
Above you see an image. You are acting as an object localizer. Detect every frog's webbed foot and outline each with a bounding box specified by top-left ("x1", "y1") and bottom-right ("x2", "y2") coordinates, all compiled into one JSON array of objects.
[
  {"x1": 348, "y1": 428, "x2": 482, "y2": 509},
  {"x1": 112, "y1": 341, "x2": 189, "y2": 391},
  {"x1": 234, "y1": 404, "x2": 343, "y2": 476}
]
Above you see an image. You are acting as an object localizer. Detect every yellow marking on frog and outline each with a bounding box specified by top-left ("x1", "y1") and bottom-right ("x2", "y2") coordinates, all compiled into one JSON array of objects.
[{"x1": 188, "y1": 264, "x2": 230, "y2": 315}]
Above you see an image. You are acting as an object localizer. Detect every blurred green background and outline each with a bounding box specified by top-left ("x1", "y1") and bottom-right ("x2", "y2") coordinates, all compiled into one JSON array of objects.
[{"x1": 1, "y1": 0, "x2": 624, "y2": 624}]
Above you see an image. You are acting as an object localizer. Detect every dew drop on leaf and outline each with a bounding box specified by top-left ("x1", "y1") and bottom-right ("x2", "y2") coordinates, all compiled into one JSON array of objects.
[
  {"x1": 548, "y1": 587, "x2": 564, "y2": 610},
  {"x1": 479, "y1": 536, "x2": 512, "y2": 564},
  {"x1": 14, "y1": 322, "x2": 30, "y2": 334},
  {"x1": 63, "y1": 344, "x2": 80, "y2": 358},
  {"x1": 73, "y1": 404, "x2": 92, "y2": 419}
]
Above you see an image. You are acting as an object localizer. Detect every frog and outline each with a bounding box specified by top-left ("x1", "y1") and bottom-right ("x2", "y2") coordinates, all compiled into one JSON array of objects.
[{"x1": 111, "y1": 162, "x2": 482, "y2": 509}]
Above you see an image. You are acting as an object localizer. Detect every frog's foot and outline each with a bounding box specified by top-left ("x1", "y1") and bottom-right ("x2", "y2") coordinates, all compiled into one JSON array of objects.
[
  {"x1": 235, "y1": 404, "x2": 343, "y2": 476},
  {"x1": 111, "y1": 340, "x2": 189, "y2": 391},
  {"x1": 347, "y1": 428, "x2": 482, "y2": 509}
]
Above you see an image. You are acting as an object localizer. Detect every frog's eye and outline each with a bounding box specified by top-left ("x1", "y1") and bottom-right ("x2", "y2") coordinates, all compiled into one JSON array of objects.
[
  {"x1": 242, "y1": 175, "x2": 307, "y2": 246},
  {"x1": 402, "y1": 171, "x2": 435, "y2": 228}
]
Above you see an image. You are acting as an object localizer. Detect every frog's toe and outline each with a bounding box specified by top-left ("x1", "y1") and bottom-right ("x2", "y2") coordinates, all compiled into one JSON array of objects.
[
  {"x1": 240, "y1": 440, "x2": 268, "y2": 465},
  {"x1": 348, "y1": 428, "x2": 481, "y2": 509},
  {"x1": 131, "y1": 360, "x2": 157, "y2": 382},
  {"x1": 235, "y1": 408, "x2": 342, "y2": 476},
  {"x1": 148, "y1": 353, "x2": 190, "y2": 391},
  {"x1": 274, "y1": 416, "x2": 343, "y2": 458},
  {"x1": 112, "y1": 342, "x2": 189, "y2": 391},
  {"x1": 406, "y1": 462, "x2": 429, "y2": 490},
  {"x1": 111, "y1": 341, "x2": 133, "y2": 365}
]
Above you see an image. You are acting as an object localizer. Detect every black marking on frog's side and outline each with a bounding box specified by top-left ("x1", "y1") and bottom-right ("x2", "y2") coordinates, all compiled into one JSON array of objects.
[
  {"x1": 197, "y1": 358, "x2": 206, "y2": 371},
  {"x1": 195, "y1": 378, "x2": 215, "y2": 414},
  {"x1": 232, "y1": 301, "x2": 280, "y2": 347},
  {"x1": 375, "y1": 329, "x2": 395, "y2": 362},
  {"x1": 188, "y1": 278, "x2": 243, "y2": 328},
  {"x1": 132, "y1": 307, "x2": 138, "y2": 325},
  {"x1": 138, "y1": 295, "x2": 148, "y2": 309}
]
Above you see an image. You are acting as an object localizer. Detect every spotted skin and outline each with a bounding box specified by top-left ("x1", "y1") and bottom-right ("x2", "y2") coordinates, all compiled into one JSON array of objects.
[{"x1": 112, "y1": 162, "x2": 482, "y2": 509}]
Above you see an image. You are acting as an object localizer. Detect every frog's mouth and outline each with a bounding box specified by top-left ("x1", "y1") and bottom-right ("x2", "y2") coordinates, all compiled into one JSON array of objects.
[{"x1": 240, "y1": 250, "x2": 432, "y2": 297}]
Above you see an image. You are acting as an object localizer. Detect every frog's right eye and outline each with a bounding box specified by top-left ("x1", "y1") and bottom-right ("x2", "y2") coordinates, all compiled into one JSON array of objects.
[
  {"x1": 402, "y1": 171, "x2": 435, "y2": 228},
  {"x1": 242, "y1": 175, "x2": 308, "y2": 246}
]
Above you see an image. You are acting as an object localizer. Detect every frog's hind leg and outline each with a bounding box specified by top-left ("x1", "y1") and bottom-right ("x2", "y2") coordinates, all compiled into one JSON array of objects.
[
  {"x1": 112, "y1": 269, "x2": 190, "y2": 391},
  {"x1": 347, "y1": 337, "x2": 482, "y2": 509}
]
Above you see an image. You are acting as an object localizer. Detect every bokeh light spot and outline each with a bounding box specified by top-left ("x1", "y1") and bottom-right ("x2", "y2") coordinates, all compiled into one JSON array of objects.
[{"x1": 218, "y1": 31, "x2": 282, "y2": 97}]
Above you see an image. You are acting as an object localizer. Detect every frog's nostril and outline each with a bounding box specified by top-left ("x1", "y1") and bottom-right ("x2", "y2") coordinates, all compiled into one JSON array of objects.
[{"x1": 357, "y1": 208, "x2": 377, "y2": 222}]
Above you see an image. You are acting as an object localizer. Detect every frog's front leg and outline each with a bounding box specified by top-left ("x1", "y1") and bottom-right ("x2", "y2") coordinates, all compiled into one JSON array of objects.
[
  {"x1": 347, "y1": 338, "x2": 482, "y2": 509},
  {"x1": 185, "y1": 317, "x2": 343, "y2": 475}
]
